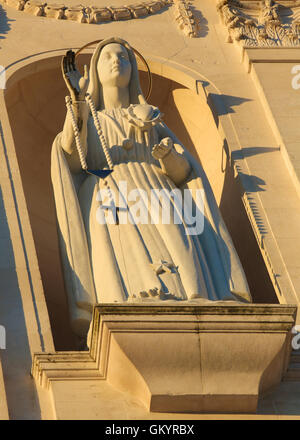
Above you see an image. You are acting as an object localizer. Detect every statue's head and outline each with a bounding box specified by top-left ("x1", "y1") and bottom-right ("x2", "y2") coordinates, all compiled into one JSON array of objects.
[
  {"x1": 87, "y1": 37, "x2": 146, "y2": 111},
  {"x1": 97, "y1": 43, "x2": 132, "y2": 89}
]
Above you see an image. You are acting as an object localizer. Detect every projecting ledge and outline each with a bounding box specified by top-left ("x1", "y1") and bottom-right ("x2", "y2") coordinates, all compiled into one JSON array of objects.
[{"x1": 32, "y1": 303, "x2": 297, "y2": 414}]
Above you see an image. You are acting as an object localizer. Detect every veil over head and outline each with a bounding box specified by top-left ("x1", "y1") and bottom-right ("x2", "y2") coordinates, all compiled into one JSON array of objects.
[{"x1": 87, "y1": 37, "x2": 147, "y2": 111}]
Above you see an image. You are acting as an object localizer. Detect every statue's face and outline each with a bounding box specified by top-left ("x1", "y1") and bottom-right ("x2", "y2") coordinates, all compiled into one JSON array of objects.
[{"x1": 97, "y1": 43, "x2": 132, "y2": 88}]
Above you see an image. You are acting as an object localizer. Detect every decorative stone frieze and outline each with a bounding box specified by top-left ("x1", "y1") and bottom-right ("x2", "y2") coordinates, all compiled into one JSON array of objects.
[
  {"x1": 0, "y1": 0, "x2": 171, "y2": 23},
  {"x1": 217, "y1": 0, "x2": 300, "y2": 47},
  {"x1": 173, "y1": 0, "x2": 200, "y2": 37}
]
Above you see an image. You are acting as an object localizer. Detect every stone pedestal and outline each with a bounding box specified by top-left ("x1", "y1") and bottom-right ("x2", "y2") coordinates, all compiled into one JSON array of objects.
[{"x1": 32, "y1": 303, "x2": 296, "y2": 417}]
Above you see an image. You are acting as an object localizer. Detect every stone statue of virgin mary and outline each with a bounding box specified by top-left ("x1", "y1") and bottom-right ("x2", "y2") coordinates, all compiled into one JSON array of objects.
[{"x1": 51, "y1": 37, "x2": 251, "y2": 337}]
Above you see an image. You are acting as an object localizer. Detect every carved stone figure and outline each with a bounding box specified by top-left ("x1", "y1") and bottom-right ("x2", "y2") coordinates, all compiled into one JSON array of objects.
[
  {"x1": 51, "y1": 37, "x2": 251, "y2": 337},
  {"x1": 260, "y1": 0, "x2": 279, "y2": 25}
]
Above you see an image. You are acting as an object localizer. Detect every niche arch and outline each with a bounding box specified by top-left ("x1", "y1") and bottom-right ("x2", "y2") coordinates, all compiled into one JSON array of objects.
[{"x1": 3, "y1": 52, "x2": 278, "y2": 349}]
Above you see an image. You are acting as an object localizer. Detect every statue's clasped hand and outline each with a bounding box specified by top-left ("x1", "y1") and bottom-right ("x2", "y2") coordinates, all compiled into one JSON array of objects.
[{"x1": 152, "y1": 137, "x2": 173, "y2": 160}]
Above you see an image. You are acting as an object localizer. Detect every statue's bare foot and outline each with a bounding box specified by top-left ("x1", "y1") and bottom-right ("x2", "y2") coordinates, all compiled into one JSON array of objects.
[{"x1": 127, "y1": 288, "x2": 182, "y2": 302}]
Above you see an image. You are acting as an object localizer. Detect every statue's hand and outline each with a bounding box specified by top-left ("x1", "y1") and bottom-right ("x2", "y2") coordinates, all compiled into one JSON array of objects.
[
  {"x1": 152, "y1": 137, "x2": 173, "y2": 160},
  {"x1": 62, "y1": 50, "x2": 89, "y2": 101}
]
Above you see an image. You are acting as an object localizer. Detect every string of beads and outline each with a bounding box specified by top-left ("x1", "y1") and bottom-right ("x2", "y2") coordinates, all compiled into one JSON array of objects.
[
  {"x1": 65, "y1": 93, "x2": 114, "y2": 170},
  {"x1": 65, "y1": 94, "x2": 119, "y2": 222}
]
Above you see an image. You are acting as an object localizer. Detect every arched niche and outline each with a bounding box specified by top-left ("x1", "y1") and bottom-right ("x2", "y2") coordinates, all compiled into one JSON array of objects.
[{"x1": 4, "y1": 54, "x2": 278, "y2": 349}]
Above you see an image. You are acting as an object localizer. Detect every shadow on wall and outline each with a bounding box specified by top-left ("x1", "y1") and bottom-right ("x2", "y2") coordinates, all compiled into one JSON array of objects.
[
  {"x1": 208, "y1": 93, "x2": 253, "y2": 120},
  {"x1": 0, "y1": 6, "x2": 13, "y2": 44},
  {"x1": 4, "y1": 58, "x2": 81, "y2": 351},
  {"x1": 0, "y1": 184, "x2": 42, "y2": 419},
  {"x1": 219, "y1": 159, "x2": 278, "y2": 304},
  {"x1": 237, "y1": 171, "x2": 266, "y2": 193},
  {"x1": 190, "y1": 7, "x2": 209, "y2": 38},
  {"x1": 232, "y1": 146, "x2": 280, "y2": 161},
  {"x1": 200, "y1": 89, "x2": 278, "y2": 302}
]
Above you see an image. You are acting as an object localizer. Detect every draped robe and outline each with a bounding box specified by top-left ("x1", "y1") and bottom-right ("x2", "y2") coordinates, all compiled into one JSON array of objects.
[{"x1": 52, "y1": 106, "x2": 251, "y2": 335}]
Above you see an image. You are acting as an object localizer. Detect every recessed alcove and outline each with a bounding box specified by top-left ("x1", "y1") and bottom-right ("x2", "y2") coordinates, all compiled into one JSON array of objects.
[{"x1": 4, "y1": 54, "x2": 278, "y2": 350}]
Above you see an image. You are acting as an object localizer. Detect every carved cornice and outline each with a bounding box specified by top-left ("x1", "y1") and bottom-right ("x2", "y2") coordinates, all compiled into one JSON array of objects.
[
  {"x1": 217, "y1": 0, "x2": 300, "y2": 47},
  {"x1": 32, "y1": 303, "x2": 296, "y2": 389},
  {"x1": 32, "y1": 303, "x2": 296, "y2": 413},
  {"x1": 173, "y1": 0, "x2": 200, "y2": 37},
  {"x1": 1, "y1": 0, "x2": 171, "y2": 23}
]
